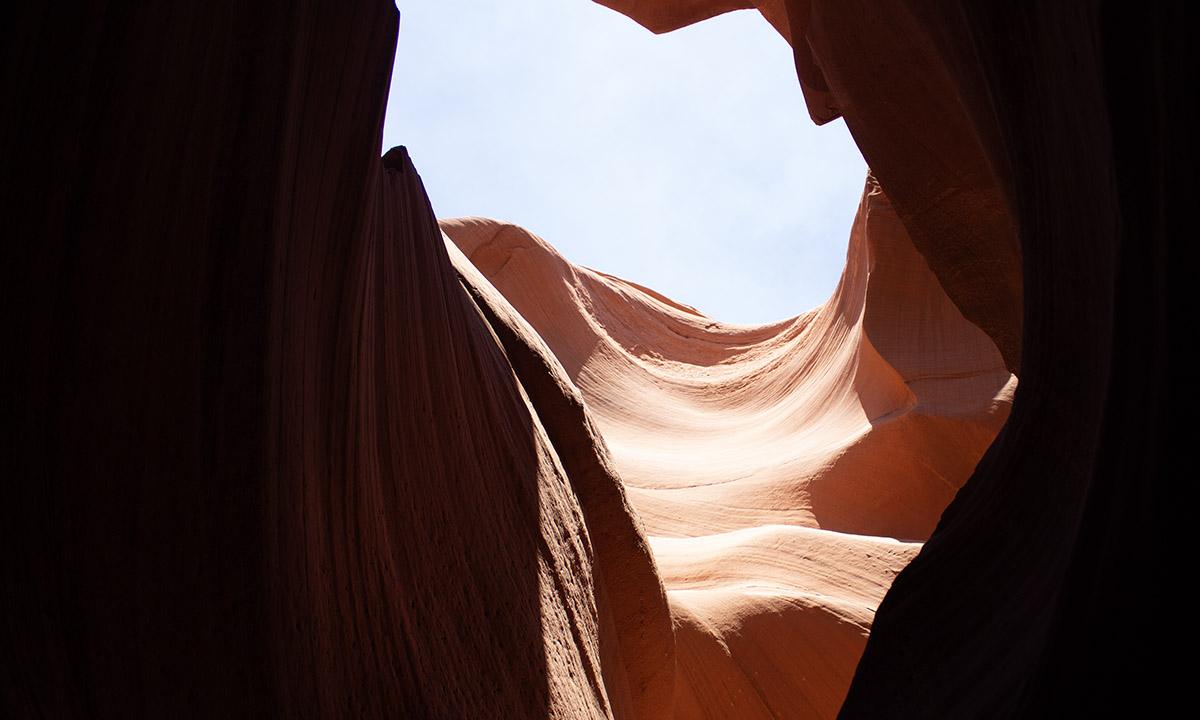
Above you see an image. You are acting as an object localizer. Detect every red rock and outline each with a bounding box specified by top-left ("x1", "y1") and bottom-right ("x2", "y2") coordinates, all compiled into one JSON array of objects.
[
  {"x1": 2, "y1": 0, "x2": 1185, "y2": 718},
  {"x1": 442, "y1": 170, "x2": 1013, "y2": 716}
]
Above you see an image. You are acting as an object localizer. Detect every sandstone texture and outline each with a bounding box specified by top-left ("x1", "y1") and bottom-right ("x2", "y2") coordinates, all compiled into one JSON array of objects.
[
  {"x1": 442, "y1": 168, "x2": 1012, "y2": 716},
  {"x1": 2, "y1": 0, "x2": 1186, "y2": 718}
]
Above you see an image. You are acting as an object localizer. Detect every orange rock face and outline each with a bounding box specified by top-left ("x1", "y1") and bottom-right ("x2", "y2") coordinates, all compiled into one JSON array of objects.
[
  {"x1": 442, "y1": 170, "x2": 1013, "y2": 717},
  {"x1": 3, "y1": 0, "x2": 1183, "y2": 718},
  {"x1": 603, "y1": 0, "x2": 1023, "y2": 375}
]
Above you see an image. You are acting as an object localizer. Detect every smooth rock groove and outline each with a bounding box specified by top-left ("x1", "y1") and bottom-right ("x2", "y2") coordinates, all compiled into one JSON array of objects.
[
  {"x1": 2, "y1": 1, "x2": 1186, "y2": 718},
  {"x1": 442, "y1": 168, "x2": 1013, "y2": 717}
]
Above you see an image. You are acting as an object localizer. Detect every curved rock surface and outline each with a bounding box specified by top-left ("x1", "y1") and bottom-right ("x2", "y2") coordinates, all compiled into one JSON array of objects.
[
  {"x1": 601, "y1": 0, "x2": 1023, "y2": 374},
  {"x1": 595, "y1": 0, "x2": 1186, "y2": 716},
  {"x1": 442, "y1": 171, "x2": 1013, "y2": 717},
  {"x1": 2, "y1": 0, "x2": 1184, "y2": 718}
]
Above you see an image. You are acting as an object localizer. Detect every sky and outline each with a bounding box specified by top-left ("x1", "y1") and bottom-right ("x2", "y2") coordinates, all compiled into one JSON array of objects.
[{"x1": 382, "y1": 1, "x2": 868, "y2": 325}]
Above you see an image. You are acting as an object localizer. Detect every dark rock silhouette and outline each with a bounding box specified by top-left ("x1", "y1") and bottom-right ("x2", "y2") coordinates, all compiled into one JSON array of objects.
[{"x1": 2, "y1": 1, "x2": 1187, "y2": 717}]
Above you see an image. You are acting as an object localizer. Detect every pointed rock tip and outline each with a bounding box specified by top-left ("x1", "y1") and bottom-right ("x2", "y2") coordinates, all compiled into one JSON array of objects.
[{"x1": 382, "y1": 145, "x2": 411, "y2": 172}]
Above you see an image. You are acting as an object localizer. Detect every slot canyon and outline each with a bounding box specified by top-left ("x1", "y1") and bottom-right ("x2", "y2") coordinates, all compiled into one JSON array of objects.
[{"x1": 2, "y1": 1, "x2": 1187, "y2": 718}]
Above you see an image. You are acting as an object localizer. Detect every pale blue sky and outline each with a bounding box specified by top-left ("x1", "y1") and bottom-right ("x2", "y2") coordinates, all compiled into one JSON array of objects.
[{"x1": 382, "y1": 1, "x2": 868, "y2": 324}]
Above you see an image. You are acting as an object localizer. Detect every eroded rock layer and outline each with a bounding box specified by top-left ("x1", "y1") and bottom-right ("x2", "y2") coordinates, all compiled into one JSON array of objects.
[
  {"x1": 442, "y1": 171, "x2": 1013, "y2": 717},
  {"x1": 598, "y1": 0, "x2": 1185, "y2": 716},
  {"x1": 2, "y1": 0, "x2": 1185, "y2": 718}
]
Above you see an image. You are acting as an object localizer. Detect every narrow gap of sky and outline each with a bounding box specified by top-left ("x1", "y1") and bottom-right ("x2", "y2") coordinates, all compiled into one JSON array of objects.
[{"x1": 383, "y1": 1, "x2": 868, "y2": 325}]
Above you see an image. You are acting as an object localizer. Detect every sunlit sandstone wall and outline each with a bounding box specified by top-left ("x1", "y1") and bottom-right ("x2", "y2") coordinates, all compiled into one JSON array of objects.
[
  {"x1": 2, "y1": 1, "x2": 1185, "y2": 718},
  {"x1": 600, "y1": 0, "x2": 1186, "y2": 716},
  {"x1": 442, "y1": 167, "x2": 1013, "y2": 717}
]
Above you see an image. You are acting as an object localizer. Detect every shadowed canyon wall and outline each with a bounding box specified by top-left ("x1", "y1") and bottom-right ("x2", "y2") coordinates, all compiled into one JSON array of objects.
[{"x1": 2, "y1": 1, "x2": 1187, "y2": 718}]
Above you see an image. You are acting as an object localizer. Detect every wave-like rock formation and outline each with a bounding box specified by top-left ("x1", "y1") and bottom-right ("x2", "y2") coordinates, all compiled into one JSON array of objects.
[
  {"x1": 441, "y1": 168, "x2": 1013, "y2": 716},
  {"x1": 2, "y1": 0, "x2": 1185, "y2": 718}
]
